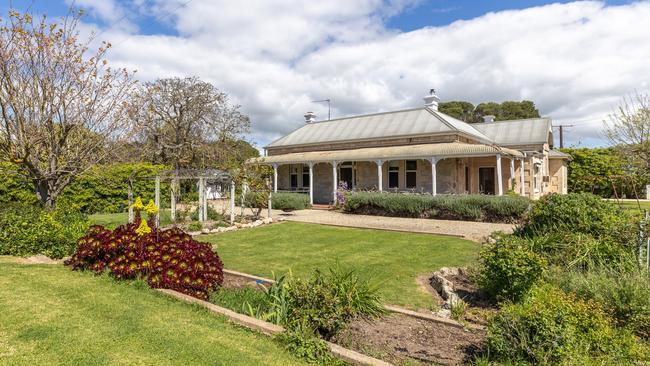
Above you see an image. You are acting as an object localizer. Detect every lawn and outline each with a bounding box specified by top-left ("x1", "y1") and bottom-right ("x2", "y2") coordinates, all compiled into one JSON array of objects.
[
  {"x1": 611, "y1": 200, "x2": 650, "y2": 213},
  {"x1": 203, "y1": 222, "x2": 480, "y2": 310},
  {"x1": 0, "y1": 260, "x2": 306, "y2": 366},
  {"x1": 89, "y1": 210, "x2": 173, "y2": 229}
]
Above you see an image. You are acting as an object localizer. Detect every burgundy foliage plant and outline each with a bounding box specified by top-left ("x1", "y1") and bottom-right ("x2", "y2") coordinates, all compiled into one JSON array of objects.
[{"x1": 66, "y1": 216, "x2": 223, "y2": 299}]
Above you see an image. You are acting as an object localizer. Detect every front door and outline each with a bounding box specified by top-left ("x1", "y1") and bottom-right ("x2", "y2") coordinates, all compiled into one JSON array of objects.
[
  {"x1": 479, "y1": 167, "x2": 495, "y2": 194},
  {"x1": 339, "y1": 162, "x2": 354, "y2": 190}
]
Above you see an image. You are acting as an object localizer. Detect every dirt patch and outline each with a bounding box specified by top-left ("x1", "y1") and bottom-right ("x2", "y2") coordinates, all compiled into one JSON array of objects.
[
  {"x1": 335, "y1": 313, "x2": 485, "y2": 365},
  {"x1": 15, "y1": 255, "x2": 63, "y2": 265},
  {"x1": 222, "y1": 272, "x2": 269, "y2": 289},
  {"x1": 416, "y1": 273, "x2": 444, "y2": 307}
]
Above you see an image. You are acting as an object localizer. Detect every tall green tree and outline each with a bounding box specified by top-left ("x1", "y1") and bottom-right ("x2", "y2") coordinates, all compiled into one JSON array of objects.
[{"x1": 438, "y1": 101, "x2": 475, "y2": 122}]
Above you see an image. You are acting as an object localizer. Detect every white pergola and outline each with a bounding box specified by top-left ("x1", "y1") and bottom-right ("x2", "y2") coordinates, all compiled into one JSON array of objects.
[{"x1": 258, "y1": 142, "x2": 526, "y2": 204}]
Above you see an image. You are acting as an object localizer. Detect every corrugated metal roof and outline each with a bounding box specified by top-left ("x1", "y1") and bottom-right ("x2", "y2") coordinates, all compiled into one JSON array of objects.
[
  {"x1": 266, "y1": 107, "x2": 492, "y2": 148},
  {"x1": 548, "y1": 149, "x2": 572, "y2": 159},
  {"x1": 252, "y1": 142, "x2": 523, "y2": 164},
  {"x1": 472, "y1": 118, "x2": 552, "y2": 146}
]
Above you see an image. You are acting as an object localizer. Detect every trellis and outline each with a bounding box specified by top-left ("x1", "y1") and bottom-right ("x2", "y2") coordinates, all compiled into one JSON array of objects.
[{"x1": 127, "y1": 169, "x2": 235, "y2": 226}]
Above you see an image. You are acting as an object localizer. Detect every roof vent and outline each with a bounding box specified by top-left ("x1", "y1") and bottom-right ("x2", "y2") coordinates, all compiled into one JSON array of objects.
[
  {"x1": 423, "y1": 88, "x2": 440, "y2": 111},
  {"x1": 304, "y1": 111, "x2": 316, "y2": 123},
  {"x1": 483, "y1": 115, "x2": 496, "y2": 123}
]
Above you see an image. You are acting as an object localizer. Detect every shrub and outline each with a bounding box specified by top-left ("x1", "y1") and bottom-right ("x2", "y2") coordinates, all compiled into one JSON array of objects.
[
  {"x1": 549, "y1": 267, "x2": 650, "y2": 340},
  {"x1": 478, "y1": 234, "x2": 547, "y2": 302},
  {"x1": 487, "y1": 284, "x2": 647, "y2": 365},
  {"x1": 343, "y1": 192, "x2": 529, "y2": 223},
  {"x1": 66, "y1": 205, "x2": 223, "y2": 299},
  {"x1": 518, "y1": 193, "x2": 637, "y2": 244},
  {"x1": 190, "y1": 205, "x2": 224, "y2": 221},
  {"x1": 271, "y1": 192, "x2": 311, "y2": 211},
  {"x1": 0, "y1": 203, "x2": 89, "y2": 258},
  {"x1": 187, "y1": 222, "x2": 203, "y2": 232},
  {"x1": 243, "y1": 191, "x2": 270, "y2": 218},
  {"x1": 525, "y1": 231, "x2": 637, "y2": 271},
  {"x1": 283, "y1": 267, "x2": 384, "y2": 338}
]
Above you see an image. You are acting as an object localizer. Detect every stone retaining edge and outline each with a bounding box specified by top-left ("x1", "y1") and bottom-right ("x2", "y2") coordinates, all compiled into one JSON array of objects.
[
  {"x1": 156, "y1": 288, "x2": 392, "y2": 366},
  {"x1": 223, "y1": 268, "x2": 484, "y2": 330}
]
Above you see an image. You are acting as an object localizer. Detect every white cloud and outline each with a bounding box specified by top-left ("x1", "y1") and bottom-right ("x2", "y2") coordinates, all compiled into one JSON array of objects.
[{"x1": 87, "y1": 0, "x2": 650, "y2": 148}]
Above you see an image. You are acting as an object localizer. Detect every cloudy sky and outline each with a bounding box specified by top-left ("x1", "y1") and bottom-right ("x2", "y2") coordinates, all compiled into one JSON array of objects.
[{"x1": 4, "y1": 0, "x2": 650, "y2": 149}]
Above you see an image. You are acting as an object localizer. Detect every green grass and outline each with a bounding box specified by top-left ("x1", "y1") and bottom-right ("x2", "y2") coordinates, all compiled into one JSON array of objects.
[
  {"x1": 89, "y1": 210, "x2": 173, "y2": 229},
  {"x1": 203, "y1": 222, "x2": 479, "y2": 310},
  {"x1": 610, "y1": 200, "x2": 650, "y2": 213},
  {"x1": 0, "y1": 261, "x2": 307, "y2": 366}
]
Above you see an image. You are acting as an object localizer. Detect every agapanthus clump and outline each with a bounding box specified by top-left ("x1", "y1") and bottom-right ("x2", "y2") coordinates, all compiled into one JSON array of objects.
[{"x1": 66, "y1": 197, "x2": 223, "y2": 299}]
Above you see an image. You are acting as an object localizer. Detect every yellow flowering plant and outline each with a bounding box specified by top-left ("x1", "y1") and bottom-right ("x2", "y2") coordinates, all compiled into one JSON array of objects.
[
  {"x1": 135, "y1": 219, "x2": 151, "y2": 236},
  {"x1": 144, "y1": 199, "x2": 159, "y2": 216},
  {"x1": 131, "y1": 197, "x2": 145, "y2": 211}
]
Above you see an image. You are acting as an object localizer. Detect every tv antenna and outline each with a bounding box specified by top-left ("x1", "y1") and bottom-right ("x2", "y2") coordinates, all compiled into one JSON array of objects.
[{"x1": 312, "y1": 99, "x2": 331, "y2": 120}]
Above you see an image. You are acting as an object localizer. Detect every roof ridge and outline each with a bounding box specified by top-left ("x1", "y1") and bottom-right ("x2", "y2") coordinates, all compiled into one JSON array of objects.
[{"x1": 303, "y1": 106, "x2": 427, "y2": 125}]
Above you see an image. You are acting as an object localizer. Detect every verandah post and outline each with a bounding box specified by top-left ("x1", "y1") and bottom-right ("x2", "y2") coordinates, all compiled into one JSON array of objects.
[
  {"x1": 376, "y1": 160, "x2": 383, "y2": 192},
  {"x1": 496, "y1": 154, "x2": 503, "y2": 196},
  {"x1": 331, "y1": 161, "x2": 338, "y2": 204},
  {"x1": 519, "y1": 158, "x2": 526, "y2": 196},
  {"x1": 430, "y1": 157, "x2": 438, "y2": 196},
  {"x1": 273, "y1": 163, "x2": 278, "y2": 193},
  {"x1": 308, "y1": 162, "x2": 314, "y2": 205}
]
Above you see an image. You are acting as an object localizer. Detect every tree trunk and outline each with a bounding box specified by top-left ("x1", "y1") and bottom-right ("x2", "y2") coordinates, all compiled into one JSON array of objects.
[{"x1": 34, "y1": 179, "x2": 57, "y2": 209}]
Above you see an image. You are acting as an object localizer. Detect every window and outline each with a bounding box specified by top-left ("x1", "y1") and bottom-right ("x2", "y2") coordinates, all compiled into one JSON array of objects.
[
  {"x1": 533, "y1": 163, "x2": 540, "y2": 191},
  {"x1": 465, "y1": 166, "x2": 470, "y2": 193},
  {"x1": 388, "y1": 161, "x2": 399, "y2": 189},
  {"x1": 405, "y1": 160, "x2": 417, "y2": 188},
  {"x1": 302, "y1": 165, "x2": 310, "y2": 187},
  {"x1": 290, "y1": 165, "x2": 298, "y2": 189}
]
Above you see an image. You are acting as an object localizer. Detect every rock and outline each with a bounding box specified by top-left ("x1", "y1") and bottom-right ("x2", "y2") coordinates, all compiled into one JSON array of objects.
[
  {"x1": 201, "y1": 228, "x2": 210, "y2": 234},
  {"x1": 252, "y1": 220, "x2": 263, "y2": 227},
  {"x1": 209, "y1": 228, "x2": 219, "y2": 233},
  {"x1": 216, "y1": 227, "x2": 225, "y2": 233},
  {"x1": 262, "y1": 217, "x2": 273, "y2": 224},
  {"x1": 235, "y1": 222, "x2": 244, "y2": 228}
]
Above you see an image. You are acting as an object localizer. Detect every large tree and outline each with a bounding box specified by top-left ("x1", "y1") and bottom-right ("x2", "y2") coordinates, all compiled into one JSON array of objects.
[
  {"x1": 129, "y1": 77, "x2": 252, "y2": 170},
  {"x1": 439, "y1": 100, "x2": 540, "y2": 122},
  {"x1": 604, "y1": 92, "x2": 650, "y2": 175},
  {"x1": 0, "y1": 10, "x2": 135, "y2": 208}
]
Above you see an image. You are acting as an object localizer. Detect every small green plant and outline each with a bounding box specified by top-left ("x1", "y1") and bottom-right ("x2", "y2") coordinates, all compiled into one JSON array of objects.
[
  {"x1": 275, "y1": 327, "x2": 346, "y2": 365},
  {"x1": 187, "y1": 222, "x2": 203, "y2": 231},
  {"x1": 283, "y1": 267, "x2": 384, "y2": 339},
  {"x1": 478, "y1": 234, "x2": 547, "y2": 302},
  {"x1": 449, "y1": 298, "x2": 468, "y2": 321},
  {"x1": 190, "y1": 205, "x2": 224, "y2": 221}
]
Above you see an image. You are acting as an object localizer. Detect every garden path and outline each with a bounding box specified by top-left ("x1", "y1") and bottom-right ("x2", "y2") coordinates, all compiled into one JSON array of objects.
[{"x1": 211, "y1": 200, "x2": 513, "y2": 242}]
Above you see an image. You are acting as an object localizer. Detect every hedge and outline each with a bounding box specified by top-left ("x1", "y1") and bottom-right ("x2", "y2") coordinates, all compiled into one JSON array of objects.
[
  {"x1": 342, "y1": 192, "x2": 530, "y2": 223},
  {"x1": 0, "y1": 203, "x2": 89, "y2": 259},
  {"x1": 0, "y1": 162, "x2": 170, "y2": 214},
  {"x1": 271, "y1": 192, "x2": 311, "y2": 211}
]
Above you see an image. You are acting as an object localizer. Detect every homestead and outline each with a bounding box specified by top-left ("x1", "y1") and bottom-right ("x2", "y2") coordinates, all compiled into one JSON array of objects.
[{"x1": 255, "y1": 91, "x2": 570, "y2": 204}]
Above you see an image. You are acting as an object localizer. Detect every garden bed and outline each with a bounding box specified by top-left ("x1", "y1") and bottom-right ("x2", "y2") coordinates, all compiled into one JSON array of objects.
[
  {"x1": 216, "y1": 269, "x2": 490, "y2": 366},
  {"x1": 343, "y1": 192, "x2": 530, "y2": 223},
  {"x1": 335, "y1": 313, "x2": 485, "y2": 366}
]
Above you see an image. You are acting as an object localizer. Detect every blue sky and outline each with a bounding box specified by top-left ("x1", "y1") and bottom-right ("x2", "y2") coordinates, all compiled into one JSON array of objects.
[
  {"x1": 2, "y1": 1, "x2": 649, "y2": 148},
  {"x1": 4, "y1": 0, "x2": 636, "y2": 34}
]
